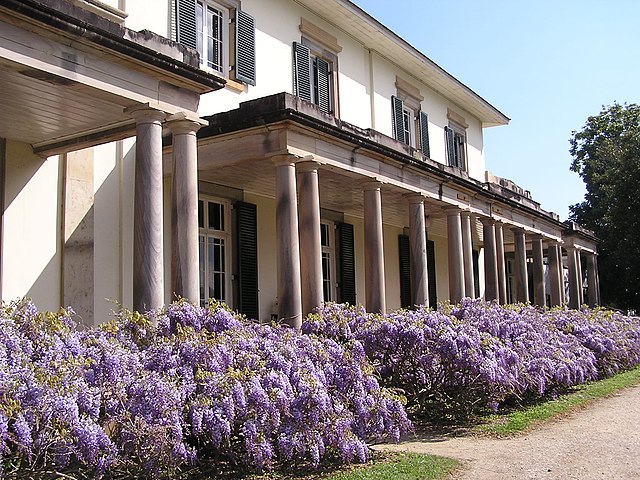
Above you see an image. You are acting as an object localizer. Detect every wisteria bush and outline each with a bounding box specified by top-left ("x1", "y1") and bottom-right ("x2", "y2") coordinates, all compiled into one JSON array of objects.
[
  {"x1": 303, "y1": 299, "x2": 640, "y2": 419},
  {"x1": 0, "y1": 299, "x2": 411, "y2": 478}
]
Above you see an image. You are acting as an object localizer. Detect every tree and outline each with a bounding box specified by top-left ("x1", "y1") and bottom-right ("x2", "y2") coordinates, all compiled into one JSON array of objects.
[{"x1": 569, "y1": 103, "x2": 640, "y2": 310}]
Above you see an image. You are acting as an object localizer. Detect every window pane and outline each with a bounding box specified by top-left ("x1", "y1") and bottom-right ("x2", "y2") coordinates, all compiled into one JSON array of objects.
[
  {"x1": 198, "y1": 200, "x2": 204, "y2": 228},
  {"x1": 208, "y1": 201, "x2": 224, "y2": 231},
  {"x1": 321, "y1": 223, "x2": 329, "y2": 247},
  {"x1": 199, "y1": 235, "x2": 205, "y2": 304},
  {"x1": 196, "y1": 2, "x2": 204, "y2": 57},
  {"x1": 322, "y1": 252, "x2": 331, "y2": 301}
]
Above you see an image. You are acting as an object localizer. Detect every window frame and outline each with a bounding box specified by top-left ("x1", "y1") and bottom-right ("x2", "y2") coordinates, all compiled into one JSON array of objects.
[
  {"x1": 395, "y1": 78, "x2": 424, "y2": 150},
  {"x1": 303, "y1": 38, "x2": 339, "y2": 116},
  {"x1": 195, "y1": 0, "x2": 230, "y2": 75},
  {"x1": 320, "y1": 220, "x2": 338, "y2": 302}
]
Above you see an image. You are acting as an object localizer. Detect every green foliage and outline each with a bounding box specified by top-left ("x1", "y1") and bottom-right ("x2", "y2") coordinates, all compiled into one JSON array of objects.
[{"x1": 569, "y1": 103, "x2": 640, "y2": 310}]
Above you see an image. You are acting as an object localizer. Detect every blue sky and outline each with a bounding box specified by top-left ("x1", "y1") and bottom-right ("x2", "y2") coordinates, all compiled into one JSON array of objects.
[{"x1": 352, "y1": 0, "x2": 640, "y2": 220}]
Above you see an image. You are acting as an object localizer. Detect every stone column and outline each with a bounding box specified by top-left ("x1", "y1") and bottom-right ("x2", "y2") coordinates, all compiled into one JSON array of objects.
[
  {"x1": 461, "y1": 211, "x2": 475, "y2": 298},
  {"x1": 547, "y1": 241, "x2": 563, "y2": 306},
  {"x1": 273, "y1": 155, "x2": 303, "y2": 328},
  {"x1": 167, "y1": 117, "x2": 202, "y2": 303},
  {"x1": 512, "y1": 227, "x2": 529, "y2": 303},
  {"x1": 576, "y1": 252, "x2": 584, "y2": 306},
  {"x1": 363, "y1": 181, "x2": 386, "y2": 313},
  {"x1": 566, "y1": 246, "x2": 581, "y2": 309},
  {"x1": 446, "y1": 208, "x2": 465, "y2": 304},
  {"x1": 297, "y1": 160, "x2": 324, "y2": 316},
  {"x1": 129, "y1": 106, "x2": 165, "y2": 312},
  {"x1": 495, "y1": 221, "x2": 508, "y2": 304},
  {"x1": 531, "y1": 236, "x2": 546, "y2": 307},
  {"x1": 480, "y1": 218, "x2": 499, "y2": 301},
  {"x1": 407, "y1": 194, "x2": 428, "y2": 306},
  {"x1": 586, "y1": 253, "x2": 600, "y2": 307}
]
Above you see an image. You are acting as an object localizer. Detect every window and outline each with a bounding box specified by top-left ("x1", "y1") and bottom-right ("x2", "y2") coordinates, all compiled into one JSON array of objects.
[
  {"x1": 293, "y1": 42, "x2": 337, "y2": 114},
  {"x1": 391, "y1": 77, "x2": 430, "y2": 156},
  {"x1": 198, "y1": 198, "x2": 232, "y2": 306},
  {"x1": 320, "y1": 221, "x2": 337, "y2": 301},
  {"x1": 445, "y1": 124, "x2": 467, "y2": 170},
  {"x1": 175, "y1": 0, "x2": 256, "y2": 85}
]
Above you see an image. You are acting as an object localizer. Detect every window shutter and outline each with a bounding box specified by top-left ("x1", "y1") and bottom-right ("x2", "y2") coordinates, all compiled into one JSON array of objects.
[
  {"x1": 391, "y1": 95, "x2": 405, "y2": 144},
  {"x1": 315, "y1": 57, "x2": 331, "y2": 114},
  {"x1": 336, "y1": 222, "x2": 356, "y2": 305},
  {"x1": 398, "y1": 234, "x2": 411, "y2": 308},
  {"x1": 236, "y1": 201, "x2": 259, "y2": 320},
  {"x1": 234, "y1": 10, "x2": 256, "y2": 85},
  {"x1": 427, "y1": 239, "x2": 437, "y2": 308},
  {"x1": 176, "y1": 0, "x2": 197, "y2": 50},
  {"x1": 445, "y1": 126, "x2": 456, "y2": 167},
  {"x1": 293, "y1": 42, "x2": 312, "y2": 103},
  {"x1": 472, "y1": 249, "x2": 480, "y2": 299},
  {"x1": 419, "y1": 110, "x2": 430, "y2": 158}
]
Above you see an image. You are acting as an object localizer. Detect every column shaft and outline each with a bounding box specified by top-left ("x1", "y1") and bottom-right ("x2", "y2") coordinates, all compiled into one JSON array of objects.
[
  {"x1": 566, "y1": 246, "x2": 581, "y2": 309},
  {"x1": 447, "y1": 210, "x2": 465, "y2": 303},
  {"x1": 576, "y1": 252, "x2": 584, "y2": 306},
  {"x1": 481, "y1": 219, "x2": 499, "y2": 301},
  {"x1": 531, "y1": 237, "x2": 546, "y2": 307},
  {"x1": 586, "y1": 254, "x2": 599, "y2": 307},
  {"x1": 364, "y1": 182, "x2": 386, "y2": 313},
  {"x1": 274, "y1": 156, "x2": 303, "y2": 328},
  {"x1": 297, "y1": 161, "x2": 324, "y2": 316},
  {"x1": 512, "y1": 228, "x2": 529, "y2": 303},
  {"x1": 169, "y1": 120, "x2": 201, "y2": 303},
  {"x1": 408, "y1": 196, "x2": 428, "y2": 306},
  {"x1": 495, "y1": 222, "x2": 508, "y2": 304},
  {"x1": 547, "y1": 242, "x2": 562, "y2": 306},
  {"x1": 131, "y1": 108, "x2": 165, "y2": 312},
  {"x1": 461, "y1": 212, "x2": 475, "y2": 298}
]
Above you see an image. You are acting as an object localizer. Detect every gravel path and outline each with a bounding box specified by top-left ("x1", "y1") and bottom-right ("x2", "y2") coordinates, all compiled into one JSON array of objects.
[{"x1": 379, "y1": 384, "x2": 640, "y2": 479}]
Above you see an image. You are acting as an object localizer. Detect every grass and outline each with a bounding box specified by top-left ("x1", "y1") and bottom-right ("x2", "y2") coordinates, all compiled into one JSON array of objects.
[{"x1": 475, "y1": 365, "x2": 640, "y2": 436}]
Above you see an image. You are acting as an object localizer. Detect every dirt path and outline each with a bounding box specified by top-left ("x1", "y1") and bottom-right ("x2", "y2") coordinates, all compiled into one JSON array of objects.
[{"x1": 379, "y1": 384, "x2": 640, "y2": 479}]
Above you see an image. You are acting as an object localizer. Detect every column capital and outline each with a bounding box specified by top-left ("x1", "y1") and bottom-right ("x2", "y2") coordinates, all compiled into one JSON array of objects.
[
  {"x1": 125, "y1": 104, "x2": 166, "y2": 124},
  {"x1": 443, "y1": 206, "x2": 462, "y2": 216},
  {"x1": 270, "y1": 153, "x2": 313, "y2": 167},
  {"x1": 510, "y1": 226, "x2": 525, "y2": 234},
  {"x1": 165, "y1": 113, "x2": 207, "y2": 135},
  {"x1": 479, "y1": 216, "x2": 496, "y2": 226},
  {"x1": 296, "y1": 159, "x2": 321, "y2": 173},
  {"x1": 460, "y1": 210, "x2": 473, "y2": 219},
  {"x1": 361, "y1": 179, "x2": 383, "y2": 191},
  {"x1": 403, "y1": 192, "x2": 426, "y2": 204}
]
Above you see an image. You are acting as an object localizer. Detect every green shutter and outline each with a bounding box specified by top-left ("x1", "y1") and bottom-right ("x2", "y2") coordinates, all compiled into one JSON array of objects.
[
  {"x1": 445, "y1": 126, "x2": 456, "y2": 167},
  {"x1": 235, "y1": 9, "x2": 256, "y2": 85},
  {"x1": 427, "y1": 239, "x2": 437, "y2": 308},
  {"x1": 337, "y1": 222, "x2": 356, "y2": 305},
  {"x1": 176, "y1": 0, "x2": 197, "y2": 50},
  {"x1": 398, "y1": 234, "x2": 411, "y2": 308},
  {"x1": 419, "y1": 110, "x2": 430, "y2": 158},
  {"x1": 315, "y1": 57, "x2": 331, "y2": 113},
  {"x1": 391, "y1": 95, "x2": 405, "y2": 144},
  {"x1": 236, "y1": 201, "x2": 259, "y2": 320},
  {"x1": 293, "y1": 42, "x2": 312, "y2": 102}
]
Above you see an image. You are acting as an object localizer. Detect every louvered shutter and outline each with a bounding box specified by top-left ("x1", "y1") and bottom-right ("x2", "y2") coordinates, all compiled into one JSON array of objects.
[
  {"x1": 293, "y1": 42, "x2": 312, "y2": 102},
  {"x1": 398, "y1": 234, "x2": 411, "y2": 308},
  {"x1": 337, "y1": 222, "x2": 356, "y2": 305},
  {"x1": 234, "y1": 10, "x2": 256, "y2": 85},
  {"x1": 176, "y1": 0, "x2": 197, "y2": 49},
  {"x1": 472, "y1": 250, "x2": 480, "y2": 299},
  {"x1": 427, "y1": 239, "x2": 437, "y2": 308},
  {"x1": 315, "y1": 57, "x2": 331, "y2": 114},
  {"x1": 391, "y1": 95, "x2": 405, "y2": 144},
  {"x1": 445, "y1": 126, "x2": 456, "y2": 167},
  {"x1": 236, "y1": 201, "x2": 259, "y2": 320},
  {"x1": 419, "y1": 110, "x2": 430, "y2": 158}
]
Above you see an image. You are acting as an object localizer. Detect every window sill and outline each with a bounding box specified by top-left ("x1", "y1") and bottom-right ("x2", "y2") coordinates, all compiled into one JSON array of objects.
[{"x1": 225, "y1": 78, "x2": 246, "y2": 93}]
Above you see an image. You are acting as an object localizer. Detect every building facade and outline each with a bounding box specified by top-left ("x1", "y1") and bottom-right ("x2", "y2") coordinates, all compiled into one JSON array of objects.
[{"x1": 0, "y1": 0, "x2": 600, "y2": 326}]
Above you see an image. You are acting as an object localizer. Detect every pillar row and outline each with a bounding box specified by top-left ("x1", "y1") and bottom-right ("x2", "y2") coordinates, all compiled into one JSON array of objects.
[
  {"x1": 297, "y1": 160, "x2": 323, "y2": 317},
  {"x1": 512, "y1": 227, "x2": 529, "y2": 303},
  {"x1": 480, "y1": 218, "x2": 499, "y2": 301},
  {"x1": 363, "y1": 181, "x2": 386, "y2": 313},
  {"x1": 273, "y1": 155, "x2": 303, "y2": 328},
  {"x1": 129, "y1": 106, "x2": 166, "y2": 312},
  {"x1": 446, "y1": 209, "x2": 465, "y2": 304},
  {"x1": 168, "y1": 118, "x2": 203, "y2": 304},
  {"x1": 407, "y1": 194, "x2": 428, "y2": 307},
  {"x1": 531, "y1": 236, "x2": 546, "y2": 307}
]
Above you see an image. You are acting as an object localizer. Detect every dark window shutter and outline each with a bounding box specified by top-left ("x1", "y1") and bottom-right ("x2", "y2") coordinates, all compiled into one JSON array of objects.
[
  {"x1": 391, "y1": 95, "x2": 405, "y2": 144},
  {"x1": 472, "y1": 249, "x2": 480, "y2": 299},
  {"x1": 445, "y1": 126, "x2": 456, "y2": 167},
  {"x1": 293, "y1": 42, "x2": 312, "y2": 102},
  {"x1": 419, "y1": 110, "x2": 430, "y2": 158},
  {"x1": 315, "y1": 57, "x2": 331, "y2": 114},
  {"x1": 176, "y1": 0, "x2": 197, "y2": 50},
  {"x1": 398, "y1": 234, "x2": 411, "y2": 308},
  {"x1": 236, "y1": 201, "x2": 259, "y2": 320},
  {"x1": 234, "y1": 10, "x2": 256, "y2": 85},
  {"x1": 337, "y1": 222, "x2": 356, "y2": 305},
  {"x1": 427, "y1": 239, "x2": 437, "y2": 308}
]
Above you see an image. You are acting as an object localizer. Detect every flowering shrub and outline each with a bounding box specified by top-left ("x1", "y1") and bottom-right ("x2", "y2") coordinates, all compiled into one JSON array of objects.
[
  {"x1": 303, "y1": 299, "x2": 640, "y2": 419},
  {"x1": 0, "y1": 300, "x2": 411, "y2": 478}
]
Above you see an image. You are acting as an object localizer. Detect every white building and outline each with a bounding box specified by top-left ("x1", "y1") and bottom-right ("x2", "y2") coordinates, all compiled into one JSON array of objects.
[{"x1": 0, "y1": 0, "x2": 600, "y2": 326}]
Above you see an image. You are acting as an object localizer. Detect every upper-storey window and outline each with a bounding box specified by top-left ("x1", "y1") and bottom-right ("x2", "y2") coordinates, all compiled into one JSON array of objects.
[
  {"x1": 445, "y1": 109, "x2": 468, "y2": 170},
  {"x1": 293, "y1": 18, "x2": 342, "y2": 115},
  {"x1": 175, "y1": 0, "x2": 256, "y2": 85},
  {"x1": 391, "y1": 76, "x2": 430, "y2": 157}
]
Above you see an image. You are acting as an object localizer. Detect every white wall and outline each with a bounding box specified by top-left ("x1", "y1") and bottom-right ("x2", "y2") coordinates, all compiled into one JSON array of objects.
[{"x1": 2, "y1": 140, "x2": 62, "y2": 311}]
